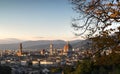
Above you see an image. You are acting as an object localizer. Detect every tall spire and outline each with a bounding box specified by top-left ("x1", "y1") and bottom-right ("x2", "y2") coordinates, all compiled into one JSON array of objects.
[
  {"x1": 19, "y1": 43, "x2": 22, "y2": 53},
  {"x1": 17, "y1": 43, "x2": 23, "y2": 56},
  {"x1": 50, "y1": 41, "x2": 53, "y2": 55},
  {"x1": 50, "y1": 40, "x2": 53, "y2": 48}
]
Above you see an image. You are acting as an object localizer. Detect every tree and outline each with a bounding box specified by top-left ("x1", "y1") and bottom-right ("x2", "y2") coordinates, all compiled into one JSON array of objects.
[
  {"x1": 63, "y1": 65, "x2": 75, "y2": 74},
  {"x1": 0, "y1": 65, "x2": 11, "y2": 74},
  {"x1": 89, "y1": 26, "x2": 120, "y2": 52},
  {"x1": 73, "y1": 60, "x2": 93, "y2": 74},
  {"x1": 70, "y1": 0, "x2": 120, "y2": 37},
  {"x1": 69, "y1": 1, "x2": 120, "y2": 74}
]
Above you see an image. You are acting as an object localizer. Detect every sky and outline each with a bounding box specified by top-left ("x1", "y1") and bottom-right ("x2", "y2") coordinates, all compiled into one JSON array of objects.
[{"x1": 0, "y1": 0, "x2": 82, "y2": 41}]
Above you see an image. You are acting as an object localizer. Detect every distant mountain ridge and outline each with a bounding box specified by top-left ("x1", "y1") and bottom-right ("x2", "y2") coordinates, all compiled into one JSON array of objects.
[
  {"x1": 0, "y1": 39, "x2": 91, "y2": 50},
  {"x1": 0, "y1": 38, "x2": 23, "y2": 44}
]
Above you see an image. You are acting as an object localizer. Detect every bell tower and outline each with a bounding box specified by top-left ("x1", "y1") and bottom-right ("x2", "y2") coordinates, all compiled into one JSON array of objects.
[
  {"x1": 50, "y1": 41, "x2": 53, "y2": 55},
  {"x1": 17, "y1": 43, "x2": 23, "y2": 56},
  {"x1": 19, "y1": 43, "x2": 22, "y2": 53}
]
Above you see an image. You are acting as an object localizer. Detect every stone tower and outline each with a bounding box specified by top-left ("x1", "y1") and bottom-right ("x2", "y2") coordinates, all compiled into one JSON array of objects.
[
  {"x1": 17, "y1": 43, "x2": 23, "y2": 56},
  {"x1": 50, "y1": 41, "x2": 53, "y2": 55},
  {"x1": 19, "y1": 43, "x2": 22, "y2": 53}
]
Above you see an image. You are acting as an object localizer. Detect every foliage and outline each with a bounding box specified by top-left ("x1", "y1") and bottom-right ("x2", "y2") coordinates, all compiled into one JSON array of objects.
[
  {"x1": 74, "y1": 60, "x2": 93, "y2": 74},
  {"x1": 68, "y1": 1, "x2": 120, "y2": 74},
  {"x1": 63, "y1": 65, "x2": 75, "y2": 74},
  {"x1": 70, "y1": 0, "x2": 120, "y2": 37},
  {"x1": 64, "y1": 52, "x2": 120, "y2": 74},
  {"x1": 89, "y1": 26, "x2": 120, "y2": 56},
  {"x1": 0, "y1": 65, "x2": 11, "y2": 74},
  {"x1": 50, "y1": 67, "x2": 62, "y2": 73}
]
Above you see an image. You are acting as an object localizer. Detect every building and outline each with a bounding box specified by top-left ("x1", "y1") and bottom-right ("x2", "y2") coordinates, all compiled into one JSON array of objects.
[
  {"x1": 63, "y1": 41, "x2": 73, "y2": 56},
  {"x1": 40, "y1": 49, "x2": 45, "y2": 55},
  {"x1": 17, "y1": 43, "x2": 23, "y2": 56},
  {"x1": 50, "y1": 41, "x2": 53, "y2": 55},
  {"x1": 17, "y1": 43, "x2": 28, "y2": 56}
]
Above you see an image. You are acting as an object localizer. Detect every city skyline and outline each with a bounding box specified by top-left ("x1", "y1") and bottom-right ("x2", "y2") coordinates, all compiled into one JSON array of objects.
[{"x1": 0, "y1": 0, "x2": 82, "y2": 41}]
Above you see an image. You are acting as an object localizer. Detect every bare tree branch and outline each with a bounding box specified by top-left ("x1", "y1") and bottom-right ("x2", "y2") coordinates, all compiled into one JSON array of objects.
[{"x1": 70, "y1": 0, "x2": 120, "y2": 37}]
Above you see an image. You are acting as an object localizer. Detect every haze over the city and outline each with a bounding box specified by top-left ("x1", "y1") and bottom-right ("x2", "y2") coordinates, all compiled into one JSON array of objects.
[{"x1": 0, "y1": 0, "x2": 82, "y2": 42}]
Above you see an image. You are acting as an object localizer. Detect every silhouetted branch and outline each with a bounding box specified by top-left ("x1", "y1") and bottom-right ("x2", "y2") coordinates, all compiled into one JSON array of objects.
[{"x1": 70, "y1": 0, "x2": 120, "y2": 37}]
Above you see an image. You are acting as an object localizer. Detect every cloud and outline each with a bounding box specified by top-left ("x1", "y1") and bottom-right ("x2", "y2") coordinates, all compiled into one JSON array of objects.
[
  {"x1": 32, "y1": 36, "x2": 47, "y2": 40},
  {"x1": 33, "y1": 37, "x2": 45, "y2": 38},
  {"x1": 5, "y1": 38, "x2": 22, "y2": 41}
]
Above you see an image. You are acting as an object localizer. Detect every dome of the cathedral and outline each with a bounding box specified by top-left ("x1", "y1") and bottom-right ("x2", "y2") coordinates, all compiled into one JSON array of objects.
[{"x1": 63, "y1": 42, "x2": 72, "y2": 53}]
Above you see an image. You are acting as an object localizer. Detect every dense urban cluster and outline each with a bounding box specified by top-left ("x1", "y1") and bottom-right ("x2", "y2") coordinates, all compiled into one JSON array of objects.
[
  {"x1": 0, "y1": 40, "x2": 116, "y2": 74},
  {"x1": 0, "y1": 41, "x2": 82, "y2": 74}
]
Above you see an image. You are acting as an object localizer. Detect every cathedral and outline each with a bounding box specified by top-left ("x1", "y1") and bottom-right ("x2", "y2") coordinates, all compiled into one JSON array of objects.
[{"x1": 63, "y1": 41, "x2": 73, "y2": 56}]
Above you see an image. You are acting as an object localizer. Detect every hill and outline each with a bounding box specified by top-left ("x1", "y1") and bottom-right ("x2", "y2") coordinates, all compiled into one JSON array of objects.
[{"x1": 0, "y1": 39, "x2": 91, "y2": 50}]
